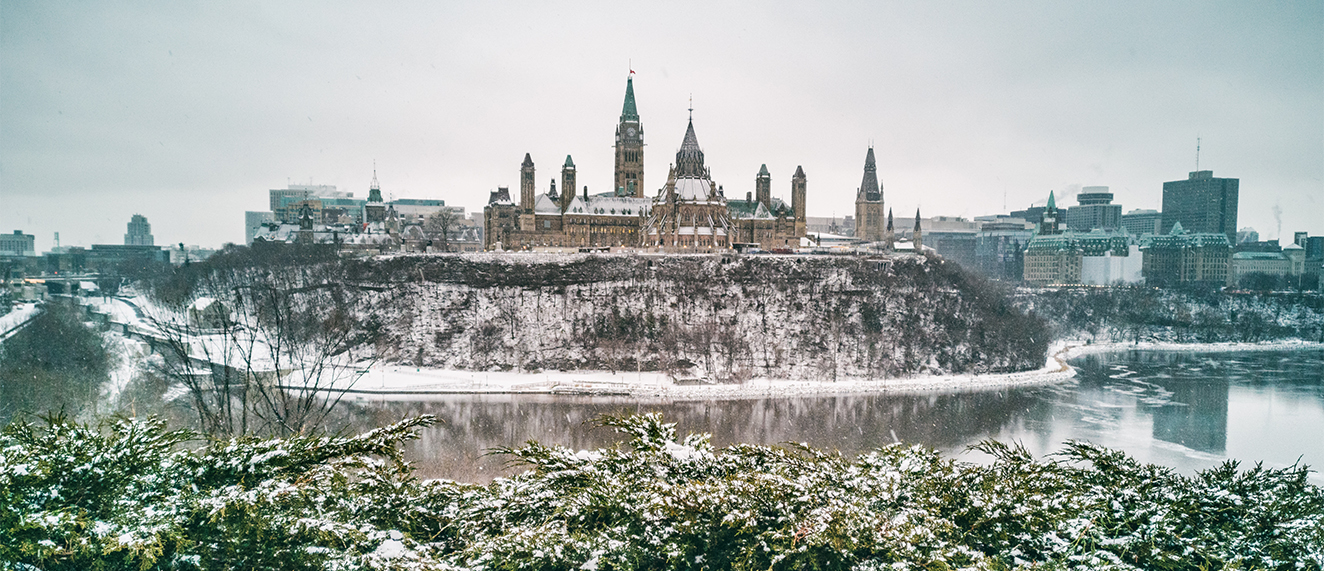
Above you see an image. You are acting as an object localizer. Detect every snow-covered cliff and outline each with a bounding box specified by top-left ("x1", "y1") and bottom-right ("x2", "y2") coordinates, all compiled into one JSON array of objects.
[{"x1": 344, "y1": 253, "x2": 1048, "y2": 380}]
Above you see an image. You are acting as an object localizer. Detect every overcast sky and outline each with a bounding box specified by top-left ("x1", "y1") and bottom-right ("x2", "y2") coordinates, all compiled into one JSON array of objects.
[{"x1": 2, "y1": 1, "x2": 1320, "y2": 251}]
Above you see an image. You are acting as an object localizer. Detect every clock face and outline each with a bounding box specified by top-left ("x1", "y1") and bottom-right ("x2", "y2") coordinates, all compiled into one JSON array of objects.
[{"x1": 627, "y1": 127, "x2": 637, "y2": 138}]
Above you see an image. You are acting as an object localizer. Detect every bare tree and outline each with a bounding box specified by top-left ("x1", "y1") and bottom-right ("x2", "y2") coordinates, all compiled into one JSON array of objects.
[
  {"x1": 146, "y1": 261, "x2": 376, "y2": 437},
  {"x1": 424, "y1": 209, "x2": 459, "y2": 253}
]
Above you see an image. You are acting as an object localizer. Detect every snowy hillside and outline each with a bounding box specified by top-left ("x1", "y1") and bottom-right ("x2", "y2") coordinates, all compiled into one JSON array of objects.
[{"x1": 337, "y1": 253, "x2": 1049, "y2": 380}]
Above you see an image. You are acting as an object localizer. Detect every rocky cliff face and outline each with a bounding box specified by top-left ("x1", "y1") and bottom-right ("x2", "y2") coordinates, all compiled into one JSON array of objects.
[{"x1": 346, "y1": 254, "x2": 1048, "y2": 380}]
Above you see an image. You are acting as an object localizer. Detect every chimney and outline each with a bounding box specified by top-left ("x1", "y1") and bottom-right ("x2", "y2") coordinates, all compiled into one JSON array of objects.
[
  {"x1": 747, "y1": 191, "x2": 752, "y2": 202},
  {"x1": 583, "y1": 186, "x2": 589, "y2": 201}
]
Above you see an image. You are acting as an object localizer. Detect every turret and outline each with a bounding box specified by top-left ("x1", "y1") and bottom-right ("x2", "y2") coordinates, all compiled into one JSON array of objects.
[
  {"x1": 913, "y1": 208, "x2": 923, "y2": 250},
  {"x1": 756, "y1": 164, "x2": 771, "y2": 208},
  {"x1": 519, "y1": 153, "x2": 535, "y2": 232},
  {"x1": 1040, "y1": 191, "x2": 1060, "y2": 235},
  {"x1": 365, "y1": 167, "x2": 386, "y2": 223},
  {"x1": 885, "y1": 208, "x2": 895, "y2": 248},
  {"x1": 792, "y1": 165, "x2": 807, "y2": 235},
  {"x1": 561, "y1": 155, "x2": 577, "y2": 213},
  {"x1": 520, "y1": 153, "x2": 535, "y2": 211}
]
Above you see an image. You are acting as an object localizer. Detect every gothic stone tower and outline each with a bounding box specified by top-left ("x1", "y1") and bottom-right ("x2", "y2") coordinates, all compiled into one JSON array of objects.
[
  {"x1": 365, "y1": 168, "x2": 386, "y2": 223},
  {"x1": 614, "y1": 75, "x2": 645, "y2": 197},
  {"x1": 519, "y1": 153, "x2": 535, "y2": 232},
  {"x1": 792, "y1": 165, "x2": 807, "y2": 237},
  {"x1": 755, "y1": 164, "x2": 771, "y2": 208},
  {"x1": 854, "y1": 147, "x2": 885, "y2": 241},
  {"x1": 1040, "y1": 191, "x2": 1061, "y2": 235},
  {"x1": 560, "y1": 155, "x2": 577, "y2": 213}
]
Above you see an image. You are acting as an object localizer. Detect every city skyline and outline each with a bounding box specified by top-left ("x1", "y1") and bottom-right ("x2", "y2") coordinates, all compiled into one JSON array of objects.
[{"x1": 2, "y1": 1, "x2": 1320, "y2": 251}]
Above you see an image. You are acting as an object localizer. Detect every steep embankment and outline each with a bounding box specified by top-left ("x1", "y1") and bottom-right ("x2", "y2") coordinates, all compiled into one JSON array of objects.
[
  {"x1": 344, "y1": 254, "x2": 1048, "y2": 380},
  {"x1": 1017, "y1": 287, "x2": 1324, "y2": 345}
]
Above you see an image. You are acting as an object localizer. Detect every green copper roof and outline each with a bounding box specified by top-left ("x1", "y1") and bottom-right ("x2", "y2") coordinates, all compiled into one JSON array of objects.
[
  {"x1": 564, "y1": 155, "x2": 575, "y2": 168},
  {"x1": 1046, "y1": 190, "x2": 1056, "y2": 209},
  {"x1": 621, "y1": 76, "x2": 639, "y2": 121},
  {"x1": 758, "y1": 164, "x2": 769, "y2": 177}
]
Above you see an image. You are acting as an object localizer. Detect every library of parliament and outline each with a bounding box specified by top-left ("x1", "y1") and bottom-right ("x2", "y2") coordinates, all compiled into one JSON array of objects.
[{"x1": 483, "y1": 76, "x2": 811, "y2": 251}]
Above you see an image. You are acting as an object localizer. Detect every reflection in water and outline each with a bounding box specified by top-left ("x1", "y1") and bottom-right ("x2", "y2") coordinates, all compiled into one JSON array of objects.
[
  {"x1": 342, "y1": 349, "x2": 1324, "y2": 485},
  {"x1": 1071, "y1": 353, "x2": 1231, "y2": 455},
  {"x1": 342, "y1": 390, "x2": 1044, "y2": 482}
]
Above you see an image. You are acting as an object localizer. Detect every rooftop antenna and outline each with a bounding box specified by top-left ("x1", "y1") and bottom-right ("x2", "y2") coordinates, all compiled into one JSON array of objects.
[
  {"x1": 1195, "y1": 137, "x2": 1201, "y2": 171},
  {"x1": 688, "y1": 94, "x2": 693, "y2": 120}
]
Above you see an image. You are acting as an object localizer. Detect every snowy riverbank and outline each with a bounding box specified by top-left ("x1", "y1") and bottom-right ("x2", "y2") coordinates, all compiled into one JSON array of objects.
[
  {"x1": 337, "y1": 338, "x2": 1324, "y2": 400},
  {"x1": 1056, "y1": 338, "x2": 1324, "y2": 360}
]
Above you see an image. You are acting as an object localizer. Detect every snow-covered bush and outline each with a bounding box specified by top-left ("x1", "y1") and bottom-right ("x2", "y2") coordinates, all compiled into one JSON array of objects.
[{"x1": 3, "y1": 413, "x2": 1320, "y2": 570}]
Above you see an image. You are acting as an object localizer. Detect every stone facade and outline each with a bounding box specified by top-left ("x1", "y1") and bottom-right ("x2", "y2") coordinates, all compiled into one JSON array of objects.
[
  {"x1": 1139, "y1": 222, "x2": 1231, "y2": 287},
  {"x1": 853, "y1": 147, "x2": 885, "y2": 242},
  {"x1": 484, "y1": 76, "x2": 807, "y2": 252}
]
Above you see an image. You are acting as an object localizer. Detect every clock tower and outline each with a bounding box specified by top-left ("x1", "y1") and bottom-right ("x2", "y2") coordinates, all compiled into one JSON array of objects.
[{"x1": 614, "y1": 75, "x2": 645, "y2": 197}]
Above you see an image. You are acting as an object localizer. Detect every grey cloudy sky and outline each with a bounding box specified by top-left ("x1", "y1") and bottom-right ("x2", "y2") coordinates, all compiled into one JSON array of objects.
[{"x1": 2, "y1": 1, "x2": 1320, "y2": 251}]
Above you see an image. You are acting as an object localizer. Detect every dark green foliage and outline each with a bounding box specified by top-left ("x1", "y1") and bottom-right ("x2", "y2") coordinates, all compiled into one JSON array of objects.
[
  {"x1": 2, "y1": 413, "x2": 1320, "y2": 570},
  {"x1": 0, "y1": 301, "x2": 111, "y2": 424},
  {"x1": 149, "y1": 242, "x2": 340, "y2": 306},
  {"x1": 0, "y1": 414, "x2": 437, "y2": 570}
]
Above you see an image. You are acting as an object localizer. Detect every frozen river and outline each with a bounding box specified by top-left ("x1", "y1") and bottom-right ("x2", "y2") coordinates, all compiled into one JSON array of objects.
[{"x1": 346, "y1": 349, "x2": 1324, "y2": 485}]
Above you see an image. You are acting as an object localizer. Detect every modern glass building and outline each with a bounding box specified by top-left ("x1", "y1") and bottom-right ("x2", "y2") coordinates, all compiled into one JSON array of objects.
[{"x1": 1161, "y1": 170, "x2": 1238, "y2": 244}]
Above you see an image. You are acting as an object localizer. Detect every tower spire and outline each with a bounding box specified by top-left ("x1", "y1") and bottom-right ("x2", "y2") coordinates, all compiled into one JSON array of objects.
[
  {"x1": 367, "y1": 160, "x2": 383, "y2": 203},
  {"x1": 620, "y1": 75, "x2": 639, "y2": 121},
  {"x1": 615, "y1": 74, "x2": 645, "y2": 198},
  {"x1": 858, "y1": 147, "x2": 880, "y2": 199}
]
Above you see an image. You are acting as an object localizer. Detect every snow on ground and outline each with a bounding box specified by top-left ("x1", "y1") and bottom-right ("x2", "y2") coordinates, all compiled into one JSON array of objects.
[
  {"x1": 0, "y1": 303, "x2": 42, "y2": 341},
  {"x1": 101, "y1": 332, "x2": 151, "y2": 404},
  {"x1": 342, "y1": 358, "x2": 1076, "y2": 400},
  {"x1": 1057, "y1": 338, "x2": 1324, "y2": 360},
  {"x1": 83, "y1": 296, "x2": 143, "y2": 326},
  {"x1": 337, "y1": 338, "x2": 1324, "y2": 400}
]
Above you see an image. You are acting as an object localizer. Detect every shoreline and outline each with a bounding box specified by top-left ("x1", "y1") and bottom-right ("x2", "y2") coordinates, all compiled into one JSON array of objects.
[{"x1": 337, "y1": 339, "x2": 1324, "y2": 401}]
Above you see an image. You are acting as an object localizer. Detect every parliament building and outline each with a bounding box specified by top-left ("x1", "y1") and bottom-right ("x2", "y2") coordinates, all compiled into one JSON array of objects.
[{"x1": 484, "y1": 76, "x2": 807, "y2": 251}]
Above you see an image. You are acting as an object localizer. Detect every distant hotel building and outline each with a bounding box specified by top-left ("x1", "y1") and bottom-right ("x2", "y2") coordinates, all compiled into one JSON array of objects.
[
  {"x1": 1022, "y1": 192, "x2": 1141, "y2": 286},
  {"x1": 1161, "y1": 170, "x2": 1238, "y2": 244},
  {"x1": 1139, "y1": 222, "x2": 1231, "y2": 287},
  {"x1": 124, "y1": 214, "x2": 154, "y2": 246}
]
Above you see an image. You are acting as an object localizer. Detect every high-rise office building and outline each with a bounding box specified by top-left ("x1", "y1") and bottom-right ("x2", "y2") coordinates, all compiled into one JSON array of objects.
[
  {"x1": 1161, "y1": 170, "x2": 1238, "y2": 244},
  {"x1": 1064, "y1": 186, "x2": 1122, "y2": 231},
  {"x1": 124, "y1": 214, "x2": 154, "y2": 246}
]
